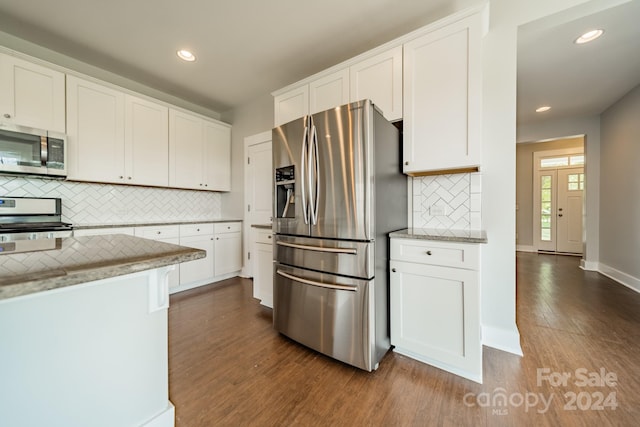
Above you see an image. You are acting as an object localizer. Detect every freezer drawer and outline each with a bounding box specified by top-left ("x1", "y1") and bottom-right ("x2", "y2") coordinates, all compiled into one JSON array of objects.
[
  {"x1": 274, "y1": 234, "x2": 374, "y2": 279},
  {"x1": 273, "y1": 263, "x2": 379, "y2": 371}
]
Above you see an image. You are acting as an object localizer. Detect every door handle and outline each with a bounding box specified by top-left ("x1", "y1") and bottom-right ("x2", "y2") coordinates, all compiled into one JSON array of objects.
[
  {"x1": 300, "y1": 121, "x2": 309, "y2": 224},
  {"x1": 276, "y1": 241, "x2": 357, "y2": 254},
  {"x1": 310, "y1": 121, "x2": 320, "y2": 225},
  {"x1": 558, "y1": 214, "x2": 563, "y2": 217},
  {"x1": 276, "y1": 269, "x2": 357, "y2": 292}
]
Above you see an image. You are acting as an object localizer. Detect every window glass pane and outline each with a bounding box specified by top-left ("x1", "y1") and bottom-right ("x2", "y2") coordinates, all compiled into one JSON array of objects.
[
  {"x1": 570, "y1": 155, "x2": 584, "y2": 165},
  {"x1": 541, "y1": 228, "x2": 551, "y2": 241},
  {"x1": 579, "y1": 182, "x2": 584, "y2": 190},
  {"x1": 568, "y1": 183, "x2": 579, "y2": 191},
  {"x1": 568, "y1": 174, "x2": 578, "y2": 183},
  {"x1": 541, "y1": 176, "x2": 552, "y2": 189},
  {"x1": 541, "y1": 202, "x2": 551, "y2": 214},
  {"x1": 541, "y1": 157, "x2": 569, "y2": 168},
  {"x1": 541, "y1": 216, "x2": 551, "y2": 227},
  {"x1": 541, "y1": 189, "x2": 551, "y2": 202}
]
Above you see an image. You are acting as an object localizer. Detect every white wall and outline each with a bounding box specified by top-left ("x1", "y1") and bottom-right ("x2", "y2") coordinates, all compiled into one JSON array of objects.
[
  {"x1": 599, "y1": 84, "x2": 640, "y2": 290},
  {"x1": 517, "y1": 116, "x2": 600, "y2": 267},
  {"x1": 220, "y1": 94, "x2": 274, "y2": 219}
]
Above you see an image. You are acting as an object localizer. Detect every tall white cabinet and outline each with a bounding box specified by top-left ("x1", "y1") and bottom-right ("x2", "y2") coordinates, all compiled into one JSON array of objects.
[{"x1": 0, "y1": 52, "x2": 65, "y2": 133}]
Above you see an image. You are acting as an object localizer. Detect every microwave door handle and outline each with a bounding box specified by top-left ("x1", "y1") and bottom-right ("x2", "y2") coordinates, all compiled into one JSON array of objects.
[
  {"x1": 40, "y1": 136, "x2": 48, "y2": 166},
  {"x1": 300, "y1": 121, "x2": 309, "y2": 224}
]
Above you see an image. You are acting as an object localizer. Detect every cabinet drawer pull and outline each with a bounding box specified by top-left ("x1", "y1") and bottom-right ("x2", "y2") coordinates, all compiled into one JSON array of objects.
[
  {"x1": 3, "y1": 113, "x2": 11, "y2": 118},
  {"x1": 426, "y1": 250, "x2": 432, "y2": 256},
  {"x1": 392, "y1": 268, "x2": 396, "y2": 273}
]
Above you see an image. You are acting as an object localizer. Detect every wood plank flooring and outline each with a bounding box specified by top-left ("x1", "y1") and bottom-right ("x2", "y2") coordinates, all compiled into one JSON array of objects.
[{"x1": 168, "y1": 252, "x2": 640, "y2": 426}]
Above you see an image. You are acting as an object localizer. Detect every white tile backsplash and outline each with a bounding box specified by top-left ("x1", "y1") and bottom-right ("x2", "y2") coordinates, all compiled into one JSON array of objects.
[
  {"x1": 0, "y1": 176, "x2": 222, "y2": 225},
  {"x1": 412, "y1": 173, "x2": 482, "y2": 230}
]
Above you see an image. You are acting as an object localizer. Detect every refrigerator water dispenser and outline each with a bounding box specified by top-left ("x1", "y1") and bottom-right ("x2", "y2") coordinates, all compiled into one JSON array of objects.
[{"x1": 275, "y1": 165, "x2": 295, "y2": 218}]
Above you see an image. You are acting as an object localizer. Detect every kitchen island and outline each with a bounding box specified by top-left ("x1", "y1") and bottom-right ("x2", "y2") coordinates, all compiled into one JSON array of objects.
[{"x1": 0, "y1": 234, "x2": 205, "y2": 427}]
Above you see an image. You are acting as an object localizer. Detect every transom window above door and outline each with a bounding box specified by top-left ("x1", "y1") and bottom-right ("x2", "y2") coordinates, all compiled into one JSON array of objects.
[{"x1": 540, "y1": 154, "x2": 584, "y2": 168}]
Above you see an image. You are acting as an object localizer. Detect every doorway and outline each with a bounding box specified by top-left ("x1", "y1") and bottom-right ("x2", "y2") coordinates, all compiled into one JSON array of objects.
[{"x1": 533, "y1": 147, "x2": 584, "y2": 254}]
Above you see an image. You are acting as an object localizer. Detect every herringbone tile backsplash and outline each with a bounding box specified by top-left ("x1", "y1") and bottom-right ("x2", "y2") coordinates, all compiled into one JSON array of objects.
[
  {"x1": 0, "y1": 177, "x2": 222, "y2": 225},
  {"x1": 412, "y1": 173, "x2": 481, "y2": 230}
]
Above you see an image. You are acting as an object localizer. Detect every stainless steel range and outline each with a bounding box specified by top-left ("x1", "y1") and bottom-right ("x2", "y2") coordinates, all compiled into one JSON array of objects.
[{"x1": 0, "y1": 197, "x2": 73, "y2": 253}]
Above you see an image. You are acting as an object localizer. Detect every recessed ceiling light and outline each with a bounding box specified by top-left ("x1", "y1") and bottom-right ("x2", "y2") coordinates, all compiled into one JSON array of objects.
[
  {"x1": 536, "y1": 106, "x2": 551, "y2": 113},
  {"x1": 575, "y1": 29, "x2": 604, "y2": 44},
  {"x1": 177, "y1": 49, "x2": 196, "y2": 62}
]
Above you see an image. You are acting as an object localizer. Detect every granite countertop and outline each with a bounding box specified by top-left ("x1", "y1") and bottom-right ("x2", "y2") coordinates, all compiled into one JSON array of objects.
[
  {"x1": 0, "y1": 235, "x2": 205, "y2": 301},
  {"x1": 389, "y1": 228, "x2": 488, "y2": 244},
  {"x1": 251, "y1": 224, "x2": 273, "y2": 229},
  {"x1": 73, "y1": 219, "x2": 243, "y2": 230}
]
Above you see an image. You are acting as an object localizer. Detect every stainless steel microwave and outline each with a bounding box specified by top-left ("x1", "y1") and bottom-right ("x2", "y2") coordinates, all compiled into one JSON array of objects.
[{"x1": 0, "y1": 124, "x2": 67, "y2": 178}]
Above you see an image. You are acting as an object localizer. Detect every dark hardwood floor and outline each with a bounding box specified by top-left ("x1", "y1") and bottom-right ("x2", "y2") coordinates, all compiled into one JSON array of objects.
[{"x1": 168, "y1": 252, "x2": 640, "y2": 426}]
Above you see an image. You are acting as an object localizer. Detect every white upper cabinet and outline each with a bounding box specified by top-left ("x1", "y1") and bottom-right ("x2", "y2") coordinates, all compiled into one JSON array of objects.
[
  {"x1": 125, "y1": 95, "x2": 169, "y2": 187},
  {"x1": 169, "y1": 109, "x2": 231, "y2": 191},
  {"x1": 274, "y1": 85, "x2": 308, "y2": 127},
  {"x1": 66, "y1": 75, "x2": 125, "y2": 183},
  {"x1": 203, "y1": 120, "x2": 231, "y2": 192},
  {"x1": 309, "y1": 68, "x2": 349, "y2": 114},
  {"x1": 0, "y1": 52, "x2": 65, "y2": 132},
  {"x1": 67, "y1": 76, "x2": 169, "y2": 186},
  {"x1": 403, "y1": 13, "x2": 482, "y2": 175},
  {"x1": 350, "y1": 46, "x2": 403, "y2": 122}
]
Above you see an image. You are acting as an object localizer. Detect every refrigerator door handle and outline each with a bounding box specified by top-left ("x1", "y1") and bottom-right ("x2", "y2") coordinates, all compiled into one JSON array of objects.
[
  {"x1": 310, "y1": 122, "x2": 320, "y2": 225},
  {"x1": 276, "y1": 240, "x2": 357, "y2": 255},
  {"x1": 276, "y1": 269, "x2": 358, "y2": 292},
  {"x1": 300, "y1": 120, "x2": 309, "y2": 224}
]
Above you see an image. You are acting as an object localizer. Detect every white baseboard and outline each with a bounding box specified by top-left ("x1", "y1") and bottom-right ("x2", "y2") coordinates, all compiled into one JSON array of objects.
[
  {"x1": 393, "y1": 347, "x2": 482, "y2": 384},
  {"x1": 598, "y1": 263, "x2": 640, "y2": 294},
  {"x1": 516, "y1": 245, "x2": 536, "y2": 253},
  {"x1": 482, "y1": 325, "x2": 523, "y2": 356},
  {"x1": 141, "y1": 402, "x2": 175, "y2": 427},
  {"x1": 580, "y1": 259, "x2": 599, "y2": 271}
]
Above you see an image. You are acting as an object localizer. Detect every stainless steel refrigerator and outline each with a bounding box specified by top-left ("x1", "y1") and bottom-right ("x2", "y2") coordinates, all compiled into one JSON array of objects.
[{"x1": 272, "y1": 99, "x2": 407, "y2": 371}]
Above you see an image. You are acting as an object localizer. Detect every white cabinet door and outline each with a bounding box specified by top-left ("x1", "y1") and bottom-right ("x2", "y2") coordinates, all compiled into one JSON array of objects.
[
  {"x1": 247, "y1": 141, "x2": 273, "y2": 225},
  {"x1": 66, "y1": 75, "x2": 126, "y2": 183},
  {"x1": 169, "y1": 109, "x2": 203, "y2": 190},
  {"x1": 309, "y1": 68, "x2": 349, "y2": 114},
  {"x1": 403, "y1": 14, "x2": 482, "y2": 174},
  {"x1": 179, "y1": 234, "x2": 214, "y2": 285},
  {"x1": 350, "y1": 46, "x2": 403, "y2": 121},
  {"x1": 125, "y1": 95, "x2": 168, "y2": 187},
  {"x1": 390, "y1": 259, "x2": 482, "y2": 383},
  {"x1": 203, "y1": 120, "x2": 231, "y2": 191},
  {"x1": 0, "y1": 53, "x2": 65, "y2": 132},
  {"x1": 253, "y1": 229, "x2": 273, "y2": 308},
  {"x1": 214, "y1": 232, "x2": 242, "y2": 276},
  {"x1": 274, "y1": 85, "x2": 308, "y2": 127}
]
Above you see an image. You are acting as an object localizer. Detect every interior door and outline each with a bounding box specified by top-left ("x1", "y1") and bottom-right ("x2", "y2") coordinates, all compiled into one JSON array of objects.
[
  {"x1": 556, "y1": 168, "x2": 584, "y2": 253},
  {"x1": 247, "y1": 141, "x2": 273, "y2": 225},
  {"x1": 309, "y1": 101, "x2": 373, "y2": 241}
]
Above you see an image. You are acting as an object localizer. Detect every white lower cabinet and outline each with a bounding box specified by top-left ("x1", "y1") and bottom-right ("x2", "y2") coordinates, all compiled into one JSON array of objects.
[
  {"x1": 134, "y1": 225, "x2": 180, "y2": 288},
  {"x1": 214, "y1": 222, "x2": 242, "y2": 276},
  {"x1": 178, "y1": 224, "x2": 215, "y2": 286},
  {"x1": 390, "y1": 238, "x2": 482, "y2": 383},
  {"x1": 252, "y1": 228, "x2": 273, "y2": 308}
]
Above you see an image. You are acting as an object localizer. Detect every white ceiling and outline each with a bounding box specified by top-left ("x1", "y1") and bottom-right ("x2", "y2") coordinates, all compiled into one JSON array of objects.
[
  {"x1": 517, "y1": 0, "x2": 640, "y2": 126},
  {"x1": 0, "y1": 0, "x2": 637, "y2": 122}
]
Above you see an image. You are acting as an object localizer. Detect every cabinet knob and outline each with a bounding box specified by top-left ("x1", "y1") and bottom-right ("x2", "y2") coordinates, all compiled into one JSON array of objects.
[
  {"x1": 205, "y1": 184, "x2": 208, "y2": 187},
  {"x1": 199, "y1": 183, "x2": 203, "y2": 187},
  {"x1": 216, "y1": 237, "x2": 219, "y2": 240},
  {"x1": 197, "y1": 228, "x2": 200, "y2": 231},
  {"x1": 267, "y1": 235, "x2": 272, "y2": 239},
  {"x1": 404, "y1": 161, "x2": 409, "y2": 166},
  {"x1": 3, "y1": 113, "x2": 11, "y2": 118},
  {"x1": 157, "y1": 231, "x2": 161, "y2": 235},
  {"x1": 127, "y1": 176, "x2": 132, "y2": 180},
  {"x1": 392, "y1": 268, "x2": 396, "y2": 273},
  {"x1": 119, "y1": 175, "x2": 124, "y2": 179},
  {"x1": 426, "y1": 250, "x2": 432, "y2": 256}
]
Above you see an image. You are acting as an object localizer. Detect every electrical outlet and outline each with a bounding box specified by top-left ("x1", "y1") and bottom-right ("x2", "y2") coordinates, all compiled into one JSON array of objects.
[{"x1": 430, "y1": 205, "x2": 446, "y2": 216}]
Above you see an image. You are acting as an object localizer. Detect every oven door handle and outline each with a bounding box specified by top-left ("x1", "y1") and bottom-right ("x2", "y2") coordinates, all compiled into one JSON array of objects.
[
  {"x1": 276, "y1": 241, "x2": 357, "y2": 255},
  {"x1": 276, "y1": 269, "x2": 357, "y2": 292}
]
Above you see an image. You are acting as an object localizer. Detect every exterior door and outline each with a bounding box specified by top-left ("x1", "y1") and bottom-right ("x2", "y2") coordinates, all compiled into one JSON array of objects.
[
  {"x1": 534, "y1": 158, "x2": 584, "y2": 254},
  {"x1": 556, "y1": 168, "x2": 584, "y2": 253}
]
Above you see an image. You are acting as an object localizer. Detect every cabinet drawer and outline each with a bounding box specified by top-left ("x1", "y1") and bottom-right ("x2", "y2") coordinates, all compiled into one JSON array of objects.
[
  {"x1": 214, "y1": 222, "x2": 241, "y2": 234},
  {"x1": 254, "y1": 229, "x2": 273, "y2": 245},
  {"x1": 390, "y1": 238, "x2": 479, "y2": 270},
  {"x1": 179, "y1": 223, "x2": 214, "y2": 237},
  {"x1": 134, "y1": 225, "x2": 180, "y2": 239}
]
